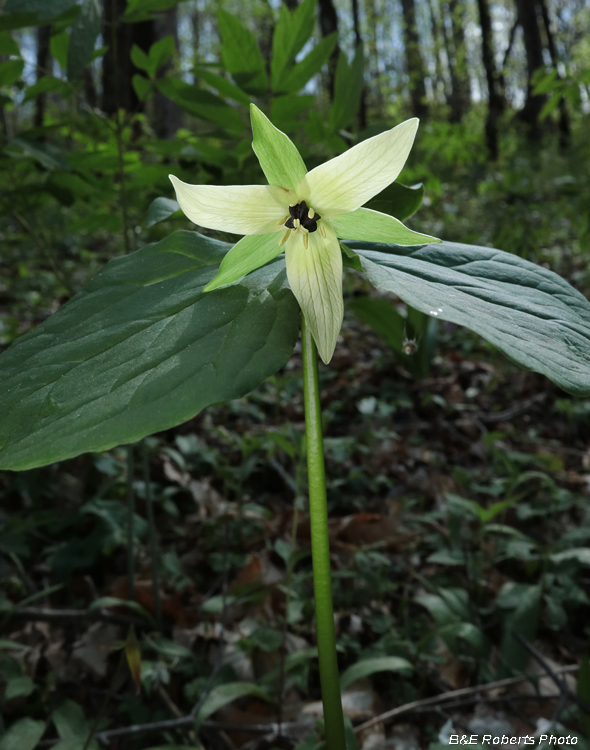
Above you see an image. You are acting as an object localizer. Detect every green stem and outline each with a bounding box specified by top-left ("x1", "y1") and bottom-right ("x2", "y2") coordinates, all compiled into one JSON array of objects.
[{"x1": 301, "y1": 316, "x2": 346, "y2": 750}]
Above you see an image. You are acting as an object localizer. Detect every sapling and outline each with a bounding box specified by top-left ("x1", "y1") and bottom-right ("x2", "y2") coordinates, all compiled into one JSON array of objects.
[{"x1": 1, "y1": 105, "x2": 590, "y2": 750}]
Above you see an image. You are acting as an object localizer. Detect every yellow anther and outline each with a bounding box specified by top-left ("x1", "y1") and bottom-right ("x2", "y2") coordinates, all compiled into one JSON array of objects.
[
  {"x1": 308, "y1": 207, "x2": 315, "y2": 220},
  {"x1": 319, "y1": 221, "x2": 326, "y2": 239},
  {"x1": 300, "y1": 225, "x2": 309, "y2": 234},
  {"x1": 279, "y1": 229, "x2": 290, "y2": 247},
  {"x1": 302, "y1": 232, "x2": 309, "y2": 249},
  {"x1": 293, "y1": 218, "x2": 300, "y2": 229},
  {"x1": 277, "y1": 214, "x2": 289, "y2": 226}
]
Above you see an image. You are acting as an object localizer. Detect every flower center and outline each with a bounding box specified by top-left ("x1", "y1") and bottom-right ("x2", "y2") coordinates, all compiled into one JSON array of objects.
[
  {"x1": 277, "y1": 201, "x2": 325, "y2": 249},
  {"x1": 285, "y1": 201, "x2": 321, "y2": 233}
]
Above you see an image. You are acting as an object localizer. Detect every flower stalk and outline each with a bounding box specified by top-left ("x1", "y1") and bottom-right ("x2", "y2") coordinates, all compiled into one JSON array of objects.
[{"x1": 302, "y1": 315, "x2": 346, "y2": 750}]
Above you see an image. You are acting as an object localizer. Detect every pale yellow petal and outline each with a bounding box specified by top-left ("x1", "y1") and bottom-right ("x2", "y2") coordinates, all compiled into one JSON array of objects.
[
  {"x1": 169, "y1": 175, "x2": 293, "y2": 235},
  {"x1": 285, "y1": 221, "x2": 343, "y2": 364},
  {"x1": 297, "y1": 118, "x2": 419, "y2": 217}
]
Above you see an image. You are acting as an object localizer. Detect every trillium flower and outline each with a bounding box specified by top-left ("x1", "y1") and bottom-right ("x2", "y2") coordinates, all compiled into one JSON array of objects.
[{"x1": 169, "y1": 104, "x2": 439, "y2": 364}]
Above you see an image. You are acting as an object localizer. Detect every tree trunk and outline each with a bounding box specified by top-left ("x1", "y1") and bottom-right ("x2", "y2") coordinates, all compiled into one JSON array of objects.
[
  {"x1": 446, "y1": 0, "x2": 470, "y2": 122},
  {"x1": 318, "y1": 0, "x2": 339, "y2": 99},
  {"x1": 102, "y1": 0, "x2": 154, "y2": 115},
  {"x1": 364, "y1": 0, "x2": 382, "y2": 111},
  {"x1": 34, "y1": 25, "x2": 52, "y2": 130},
  {"x1": 516, "y1": 0, "x2": 545, "y2": 137},
  {"x1": 425, "y1": 0, "x2": 445, "y2": 101},
  {"x1": 475, "y1": 0, "x2": 503, "y2": 159},
  {"x1": 351, "y1": 0, "x2": 367, "y2": 128},
  {"x1": 537, "y1": 0, "x2": 570, "y2": 146},
  {"x1": 400, "y1": 0, "x2": 428, "y2": 118},
  {"x1": 153, "y1": 7, "x2": 183, "y2": 139}
]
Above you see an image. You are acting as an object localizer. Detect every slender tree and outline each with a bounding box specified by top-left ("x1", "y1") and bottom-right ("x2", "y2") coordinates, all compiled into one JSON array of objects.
[
  {"x1": 515, "y1": 0, "x2": 545, "y2": 137},
  {"x1": 538, "y1": 0, "x2": 570, "y2": 145},
  {"x1": 153, "y1": 7, "x2": 183, "y2": 139},
  {"x1": 400, "y1": 0, "x2": 429, "y2": 118},
  {"x1": 476, "y1": 0, "x2": 503, "y2": 159},
  {"x1": 446, "y1": 0, "x2": 470, "y2": 122},
  {"x1": 102, "y1": 0, "x2": 154, "y2": 115},
  {"x1": 34, "y1": 25, "x2": 51, "y2": 130},
  {"x1": 318, "y1": 0, "x2": 340, "y2": 98},
  {"x1": 425, "y1": 0, "x2": 445, "y2": 101},
  {"x1": 351, "y1": 0, "x2": 368, "y2": 128}
]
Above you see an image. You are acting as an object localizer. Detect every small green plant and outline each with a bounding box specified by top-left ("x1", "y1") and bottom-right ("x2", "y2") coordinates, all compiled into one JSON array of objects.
[{"x1": 1, "y1": 105, "x2": 590, "y2": 750}]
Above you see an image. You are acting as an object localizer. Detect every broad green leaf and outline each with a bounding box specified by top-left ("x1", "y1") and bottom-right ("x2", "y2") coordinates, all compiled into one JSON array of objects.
[
  {"x1": 23, "y1": 77, "x2": 71, "y2": 103},
  {"x1": 0, "y1": 638, "x2": 32, "y2": 651},
  {"x1": 217, "y1": 9, "x2": 268, "y2": 95},
  {"x1": 0, "y1": 718, "x2": 45, "y2": 750},
  {"x1": 195, "y1": 682, "x2": 272, "y2": 731},
  {"x1": 148, "y1": 35, "x2": 175, "y2": 75},
  {"x1": 8, "y1": 137, "x2": 70, "y2": 171},
  {"x1": 196, "y1": 68, "x2": 251, "y2": 105},
  {"x1": 498, "y1": 584, "x2": 541, "y2": 677},
  {"x1": 53, "y1": 699, "x2": 87, "y2": 740},
  {"x1": 205, "y1": 233, "x2": 284, "y2": 292},
  {"x1": 347, "y1": 297, "x2": 405, "y2": 352},
  {"x1": 329, "y1": 45, "x2": 364, "y2": 133},
  {"x1": 250, "y1": 103, "x2": 307, "y2": 192},
  {"x1": 146, "y1": 196, "x2": 180, "y2": 227},
  {"x1": 350, "y1": 240, "x2": 590, "y2": 396},
  {"x1": 550, "y1": 548, "x2": 590, "y2": 566},
  {"x1": 0, "y1": 231, "x2": 298, "y2": 471},
  {"x1": 0, "y1": 14, "x2": 39, "y2": 32},
  {"x1": 123, "y1": 0, "x2": 181, "y2": 22},
  {"x1": 0, "y1": 59, "x2": 23, "y2": 87},
  {"x1": 130, "y1": 44, "x2": 151, "y2": 73},
  {"x1": 271, "y1": 94, "x2": 315, "y2": 128},
  {"x1": 132, "y1": 74, "x2": 152, "y2": 101},
  {"x1": 437, "y1": 622, "x2": 488, "y2": 658},
  {"x1": 331, "y1": 208, "x2": 438, "y2": 245},
  {"x1": 155, "y1": 78, "x2": 244, "y2": 134},
  {"x1": 365, "y1": 181, "x2": 425, "y2": 220},
  {"x1": 280, "y1": 32, "x2": 338, "y2": 94},
  {"x1": 4, "y1": 0, "x2": 77, "y2": 21},
  {"x1": 5, "y1": 675, "x2": 36, "y2": 699},
  {"x1": 271, "y1": 0, "x2": 316, "y2": 90},
  {"x1": 50, "y1": 29, "x2": 69, "y2": 69},
  {"x1": 0, "y1": 31, "x2": 20, "y2": 55},
  {"x1": 340, "y1": 656, "x2": 412, "y2": 691},
  {"x1": 66, "y1": 0, "x2": 101, "y2": 81}
]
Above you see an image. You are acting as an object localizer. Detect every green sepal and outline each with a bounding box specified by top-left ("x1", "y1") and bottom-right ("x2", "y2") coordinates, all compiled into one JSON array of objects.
[
  {"x1": 204, "y1": 232, "x2": 284, "y2": 291},
  {"x1": 250, "y1": 103, "x2": 307, "y2": 192},
  {"x1": 331, "y1": 208, "x2": 439, "y2": 246},
  {"x1": 340, "y1": 243, "x2": 363, "y2": 272}
]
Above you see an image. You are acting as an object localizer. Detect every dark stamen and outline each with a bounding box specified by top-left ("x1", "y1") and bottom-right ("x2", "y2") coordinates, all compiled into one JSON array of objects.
[{"x1": 285, "y1": 201, "x2": 321, "y2": 232}]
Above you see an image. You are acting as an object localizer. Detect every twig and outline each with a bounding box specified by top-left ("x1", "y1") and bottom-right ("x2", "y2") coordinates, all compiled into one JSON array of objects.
[
  {"x1": 477, "y1": 393, "x2": 546, "y2": 424},
  {"x1": 354, "y1": 663, "x2": 579, "y2": 734},
  {"x1": 514, "y1": 634, "x2": 590, "y2": 713},
  {"x1": 8, "y1": 606, "x2": 147, "y2": 628}
]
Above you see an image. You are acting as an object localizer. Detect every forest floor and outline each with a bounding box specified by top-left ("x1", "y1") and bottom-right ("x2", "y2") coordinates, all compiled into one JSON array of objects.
[{"x1": 2, "y1": 299, "x2": 590, "y2": 750}]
